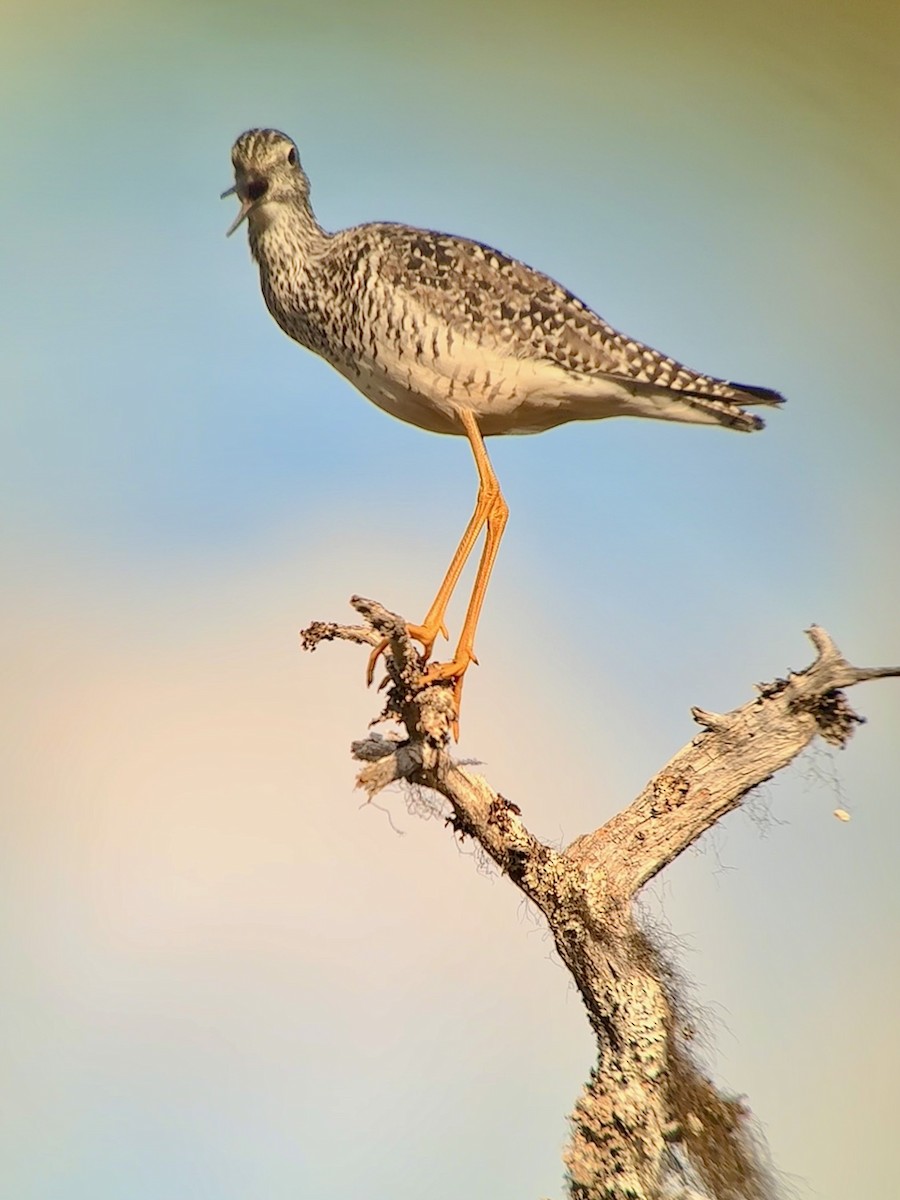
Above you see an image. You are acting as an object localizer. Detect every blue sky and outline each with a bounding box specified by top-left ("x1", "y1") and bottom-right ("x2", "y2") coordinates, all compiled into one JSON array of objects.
[{"x1": 2, "y1": 2, "x2": 898, "y2": 1197}]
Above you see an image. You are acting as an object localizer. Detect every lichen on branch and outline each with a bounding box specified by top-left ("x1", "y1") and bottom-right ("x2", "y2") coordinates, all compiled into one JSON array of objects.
[{"x1": 301, "y1": 597, "x2": 898, "y2": 1199}]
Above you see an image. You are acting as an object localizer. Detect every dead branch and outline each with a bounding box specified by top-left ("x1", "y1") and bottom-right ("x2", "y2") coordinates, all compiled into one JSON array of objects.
[
  {"x1": 566, "y1": 625, "x2": 899, "y2": 895},
  {"x1": 301, "y1": 597, "x2": 898, "y2": 1200}
]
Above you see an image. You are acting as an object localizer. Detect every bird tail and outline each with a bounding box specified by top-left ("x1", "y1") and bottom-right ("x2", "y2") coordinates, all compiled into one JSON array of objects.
[
  {"x1": 616, "y1": 377, "x2": 786, "y2": 432},
  {"x1": 672, "y1": 381, "x2": 786, "y2": 432}
]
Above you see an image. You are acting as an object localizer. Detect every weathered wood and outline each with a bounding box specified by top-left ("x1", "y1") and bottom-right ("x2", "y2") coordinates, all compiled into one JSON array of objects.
[{"x1": 301, "y1": 600, "x2": 898, "y2": 1199}]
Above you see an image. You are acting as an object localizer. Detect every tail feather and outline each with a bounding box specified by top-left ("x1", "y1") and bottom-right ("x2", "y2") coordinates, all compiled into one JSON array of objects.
[
  {"x1": 673, "y1": 380, "x2": 786, "y2": 432},
  {"x1": 545, "y1": 361, "x2": 786, "y2": 435},
  {"x1": 676, "y1": 394, "x2": 765, "y2": 432},
  {"x1": 616, "y1": 376, "x2": 786, "y2": 433},
  {"x1": 720, "y1": 381, "x2": 786, "y2": 408}
]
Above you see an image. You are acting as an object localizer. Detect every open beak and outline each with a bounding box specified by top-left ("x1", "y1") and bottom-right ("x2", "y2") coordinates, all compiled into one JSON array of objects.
[{"x1": 221, "y1": 184, "x2": 253, "y2": 237}]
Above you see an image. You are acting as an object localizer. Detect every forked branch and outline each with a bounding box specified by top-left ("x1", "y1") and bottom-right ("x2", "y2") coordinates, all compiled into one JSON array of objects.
[{"x1": 301, "y1": 598, "x2": 898, "y2": 1200}]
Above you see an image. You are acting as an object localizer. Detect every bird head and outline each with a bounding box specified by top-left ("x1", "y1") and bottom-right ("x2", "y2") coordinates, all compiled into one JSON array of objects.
[{"x1": 222, "y1": 128, "x2": 308, "y2": 236}]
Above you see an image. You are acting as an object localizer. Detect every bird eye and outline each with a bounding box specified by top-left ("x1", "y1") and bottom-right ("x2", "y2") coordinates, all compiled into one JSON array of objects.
[
  {"x1": 287, "y1": 146, "x2": 298, "y2": 166},
  {"x1": 246, "y1": 178, "x2": 268, "y2": 201}
]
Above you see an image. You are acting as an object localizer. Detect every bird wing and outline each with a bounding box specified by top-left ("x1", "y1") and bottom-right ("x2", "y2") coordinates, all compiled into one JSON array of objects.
[{"x1": 368, "y1": 222, "x2": 784, "y2": 414}]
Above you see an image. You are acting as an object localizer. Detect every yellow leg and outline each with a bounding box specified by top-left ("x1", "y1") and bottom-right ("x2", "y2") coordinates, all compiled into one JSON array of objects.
[
  {"x1": 407, "y1": 420, "x2": 500, "y2": 658},
  {"x1": 367, "y1": 409, "x2": 508, "y2": 735},
  {"x1": 420, "y1": 410, "x2": 508, "y2": 734}
]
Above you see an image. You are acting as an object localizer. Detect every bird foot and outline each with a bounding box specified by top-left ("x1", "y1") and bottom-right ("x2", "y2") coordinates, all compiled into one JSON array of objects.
[
  {"x1": 418, "y1": 648, "x2": 479, "y2": 685},
  {"x1": 365, "y1": 631, "x2": 475, "y2": 740},
  {"x1": 364, "y1": 620, "x2": 448, "y2": 686},
  {"x1": 418, "y1": 649, "x2": 478, "y2": 741}
]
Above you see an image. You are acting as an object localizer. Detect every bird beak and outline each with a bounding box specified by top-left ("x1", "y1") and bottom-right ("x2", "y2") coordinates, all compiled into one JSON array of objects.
[{"x1": 221, "y1": 184, "x2": 253, "y2": 237}]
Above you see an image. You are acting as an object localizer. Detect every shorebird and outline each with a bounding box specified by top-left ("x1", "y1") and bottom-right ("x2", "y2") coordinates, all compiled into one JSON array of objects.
[{"x1": 223, "y1": 128, "x2": 783, "y2": 734}]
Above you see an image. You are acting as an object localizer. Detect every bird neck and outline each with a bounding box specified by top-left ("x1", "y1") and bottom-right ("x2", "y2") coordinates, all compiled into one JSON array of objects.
[{"x1": 248, "y1": 196, "x2": 330, "y2": 269}]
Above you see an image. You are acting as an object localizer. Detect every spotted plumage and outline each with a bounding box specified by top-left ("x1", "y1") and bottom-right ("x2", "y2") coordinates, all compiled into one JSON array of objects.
[
  {"x1": 224, "y1": 128, "x2": 785, "y2": 439},
  {"x1": 223, "y1": 126, "x2": 784, "y2": 733}
]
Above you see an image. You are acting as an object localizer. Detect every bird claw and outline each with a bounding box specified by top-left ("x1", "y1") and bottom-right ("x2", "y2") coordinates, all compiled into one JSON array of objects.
[
  {"x1": 419, "y1": 648, "x2": 478, "y2": 685},
  {"x1": 365, "y1": 632, "x2": 475, "y2": 741},
  {"x1": 418, "y1": 650, "x2": 476, "y2": 739},
  {"x1": 366, "y1": 637, "x2": 390, "y2": 687},
  {"x1": 364, "y1": 620, "x2": 447, "y2": 687},
  {"x1": 409, "y1": 663, "x2": 467, "y2": 740}
]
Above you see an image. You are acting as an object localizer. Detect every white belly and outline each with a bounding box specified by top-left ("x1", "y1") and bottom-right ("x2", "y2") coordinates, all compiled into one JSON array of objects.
[{"x1": 332, "y1": 326, "x2": 625, "y2": 437}]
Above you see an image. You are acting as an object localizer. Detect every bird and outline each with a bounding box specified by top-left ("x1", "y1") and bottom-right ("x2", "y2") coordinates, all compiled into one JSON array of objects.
[{"x1": 223, "y1": 127, "x2": 784, "y2": 734}]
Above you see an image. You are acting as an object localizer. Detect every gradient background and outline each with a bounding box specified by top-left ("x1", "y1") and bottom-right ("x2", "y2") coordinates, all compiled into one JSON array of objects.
[{"x1": 2, "y1": 1, "x2": 898, "y2": 1196}]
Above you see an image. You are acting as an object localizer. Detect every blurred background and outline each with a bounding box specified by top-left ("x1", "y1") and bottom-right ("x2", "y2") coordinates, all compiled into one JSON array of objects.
[{"x1": 2, "y1": 0, "x2": 898, "y2": 1196}]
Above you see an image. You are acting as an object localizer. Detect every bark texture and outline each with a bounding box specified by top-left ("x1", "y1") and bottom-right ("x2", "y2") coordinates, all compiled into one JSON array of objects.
[{"x1": 301, "y1": 599, "x2": 898, "y2": 1200}]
